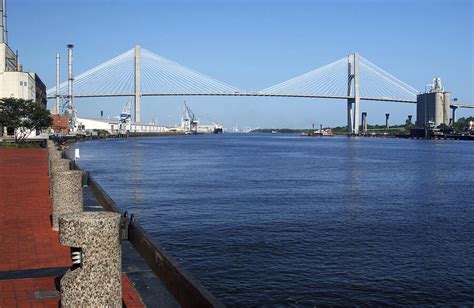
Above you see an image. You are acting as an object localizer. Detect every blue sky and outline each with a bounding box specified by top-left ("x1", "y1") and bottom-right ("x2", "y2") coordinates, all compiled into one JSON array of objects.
[{"x1": 8, "y1": 0, "x2": 474, "y2": 128}]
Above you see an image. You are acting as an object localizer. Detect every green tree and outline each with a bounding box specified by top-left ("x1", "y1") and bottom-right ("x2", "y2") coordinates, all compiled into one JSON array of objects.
[
  {"x1": 437, "y1": 123, "x2": 451, "y2": 133},
  {"x1": 453, "y1": 117, "x2": 474, "y2": 133},
  {"x1": 0, "y1": 98, "x2": 52, "y2": 143}
]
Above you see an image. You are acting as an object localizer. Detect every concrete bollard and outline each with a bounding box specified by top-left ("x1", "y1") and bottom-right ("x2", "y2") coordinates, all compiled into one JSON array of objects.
[
  {"x1": 47, "y1": 142, "x2": 62, "y2": 176},
  {"x1": 59, "y1": 212, "x2": 122, "y2": 307},
  {"x1": 49, "y1": 158, "x2": 70, "y2": 194},
  {"x1": 51, "y1": 170, "x2": 83, "y2": 231}
]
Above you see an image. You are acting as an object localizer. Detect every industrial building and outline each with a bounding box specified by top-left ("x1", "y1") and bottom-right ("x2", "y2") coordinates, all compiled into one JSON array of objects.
[
  {"x1": 416, "y1": 78, "x2": 450, "y2": 128},
  {"x1": 76, "y1": 117, "x2": 169, "y2": 135},
  {"x1": 0, "y1": 0, "x2": 47, "y2": 137}
]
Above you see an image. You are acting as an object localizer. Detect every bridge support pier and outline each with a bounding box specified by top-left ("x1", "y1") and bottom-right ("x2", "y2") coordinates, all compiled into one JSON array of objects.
[
  {"x1": 362, "y1": 112, "x2": 367, "y2": 134},
  {"x1": 451, "y1": 105, "x2": 458, "y2": 127},
  {"x1": 347, "y1": 99, "x2": 353, "y2": 134},
  {"x1": 347, "y1": 53, "x2": 360, "y2": 135}
]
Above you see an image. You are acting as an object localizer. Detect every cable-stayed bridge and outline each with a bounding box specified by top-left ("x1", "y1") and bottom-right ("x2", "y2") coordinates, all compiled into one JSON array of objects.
[{"x1": 47, "y1": 45, "x2": 422, "y2": 134}]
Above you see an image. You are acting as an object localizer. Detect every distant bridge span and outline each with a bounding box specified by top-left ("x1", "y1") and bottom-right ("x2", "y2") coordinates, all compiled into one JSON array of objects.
[
  {"x1": 47, "y1": 45, "x2": 472, "y2": 133},
  {"x1": 54, "y1": 92, "x2": 417, "y2": 104}
]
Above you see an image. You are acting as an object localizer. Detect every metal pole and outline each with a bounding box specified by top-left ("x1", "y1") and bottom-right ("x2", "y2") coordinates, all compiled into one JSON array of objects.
[
  {"x1": 134, "y1": 45, "x2": 141, "y2": 123},
  {"x1": 347, "y1": 54, "x2": 353, "y2": 134},
  {"x1": 56, "y1": 53, "x2": 60, "y2": 114},
  {"x1": 353, "y1": 52, "x2": 360, "y2": 135}
]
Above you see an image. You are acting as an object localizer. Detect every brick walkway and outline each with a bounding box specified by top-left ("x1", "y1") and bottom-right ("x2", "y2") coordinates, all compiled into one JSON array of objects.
[
  {"x1": 0, "y1": 274, "x2": 142, "y2": 307},
  {"x1": 0, "y1": 148, "x2": 70, "y2": 271},
  {"x1": 0, "y1": 148, "x2": 144, "y2": 307}
]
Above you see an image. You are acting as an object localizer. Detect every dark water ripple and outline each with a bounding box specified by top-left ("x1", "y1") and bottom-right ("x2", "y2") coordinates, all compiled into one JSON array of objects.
[{"x1": 74, "y1": 134, "x2": 474, "y2": 306}]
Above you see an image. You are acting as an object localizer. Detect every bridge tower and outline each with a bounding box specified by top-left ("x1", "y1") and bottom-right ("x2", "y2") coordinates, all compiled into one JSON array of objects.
[
  {"x1": 134, "y1": 45, "x2": 141, "y2": 123},
  {"x1": 347, "y1": 53, "x2": 360, "y2": 135}
]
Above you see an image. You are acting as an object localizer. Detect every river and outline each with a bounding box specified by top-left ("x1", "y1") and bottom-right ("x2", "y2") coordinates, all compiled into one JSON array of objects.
[{"x1": 72, "y1": 134, "x2": 474, "y2": 306}]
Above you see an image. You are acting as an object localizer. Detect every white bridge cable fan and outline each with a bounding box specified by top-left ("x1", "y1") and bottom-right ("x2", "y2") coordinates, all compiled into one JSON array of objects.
[
  {"x1": 140, "y1": 49, "x2": 241, "y2": 95},
  {"x1": 46, "y1": 48, "x2": 419, "y2": 102},
  {"x1": 260, "y1": 57, "x2": 349, "y2": 97},
  {"x1": 260, "y1": 55, "x2": 419, "y2": 101},
  {"x1": 46, "y1": 47, "x2": 242, "y2": 97},
  {"x1": 47, "y1": 49, "x2": 135, "y2": 97},
  {"x1": 358, "y1": 56, "x2": 418, "y2": 101}
]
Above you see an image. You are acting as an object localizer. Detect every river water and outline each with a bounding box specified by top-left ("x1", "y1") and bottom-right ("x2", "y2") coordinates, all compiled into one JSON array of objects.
[{"x1": 73, "y1": 134, "x2": 474, "y2": 306}]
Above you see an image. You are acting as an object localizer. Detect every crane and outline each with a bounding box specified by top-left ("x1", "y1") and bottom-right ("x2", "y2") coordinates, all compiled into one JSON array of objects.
[{"x1": 182, "y1": 100, "x2": 198, "y2": 134}]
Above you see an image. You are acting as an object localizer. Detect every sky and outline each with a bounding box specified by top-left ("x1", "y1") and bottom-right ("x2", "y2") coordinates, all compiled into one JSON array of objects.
[{"x1": 8, "y1": 0, "x2": 474, "y2": 128}]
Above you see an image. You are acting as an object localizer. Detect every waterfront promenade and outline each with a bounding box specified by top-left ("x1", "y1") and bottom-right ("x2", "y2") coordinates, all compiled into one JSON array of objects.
[{"x1": 0, "y1": 147, "x2": 144, "y2": 307}]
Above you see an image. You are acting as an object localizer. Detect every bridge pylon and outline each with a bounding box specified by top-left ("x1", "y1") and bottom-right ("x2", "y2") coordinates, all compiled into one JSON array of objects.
[
  {"x1": 347, "y1": 52, "x2": 360, "y2": 135},
  {"x1": 134, "y1": 45, "x2": 141, "y2": 123}
]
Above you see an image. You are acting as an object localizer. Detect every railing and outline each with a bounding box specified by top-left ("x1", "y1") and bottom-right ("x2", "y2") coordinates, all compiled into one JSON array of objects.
[{"x1": 66, "y1": 155, "x2": 224, "y2": 308}]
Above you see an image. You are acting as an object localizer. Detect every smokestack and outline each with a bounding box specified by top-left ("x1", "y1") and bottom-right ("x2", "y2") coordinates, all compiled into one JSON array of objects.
[
  {"x1": 56, "y1": 53, "x2": 60, "y2": 114},
  {"x1": 67, "y1": 44, "x2": 74, "y2": 104},
  {"x1": 0, "y1": 0, "x2": 4, "y2": 43},
  {"x1": 1, "y1": 0, "x2": 7, "y2": 45}
]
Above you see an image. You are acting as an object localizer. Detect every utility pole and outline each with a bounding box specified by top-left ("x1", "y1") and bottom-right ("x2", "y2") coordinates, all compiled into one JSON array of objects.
[{"x1": 134, "y1": 45, "x2": 141, "y2": 123}]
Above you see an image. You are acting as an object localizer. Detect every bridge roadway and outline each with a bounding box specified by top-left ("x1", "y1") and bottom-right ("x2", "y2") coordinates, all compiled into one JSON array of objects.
[{"x1": 47, "y1": 92, "x2": 418, "y2": 104}]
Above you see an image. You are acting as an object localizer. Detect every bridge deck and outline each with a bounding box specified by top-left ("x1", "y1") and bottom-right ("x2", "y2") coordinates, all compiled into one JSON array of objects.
[{"x1": 47, "y1": 92, "x2": 418, "y2": 103}]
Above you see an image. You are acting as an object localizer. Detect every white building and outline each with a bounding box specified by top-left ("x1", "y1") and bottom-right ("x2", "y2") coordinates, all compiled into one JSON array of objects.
[
  {"x1": 0, "y1": 44, "x2": 46, "y2": 105},
  {"x1": 77, "y1": 117, "x2": 169, "y2": 134},
  {"x1": 130, "y1": 122, "x2": 169, "y2": 133}
]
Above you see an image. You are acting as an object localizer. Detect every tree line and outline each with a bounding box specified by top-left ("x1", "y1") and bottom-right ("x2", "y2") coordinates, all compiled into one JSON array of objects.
[{"x1": 0, "y1": 97, "x2": 52, "y2": 143}]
